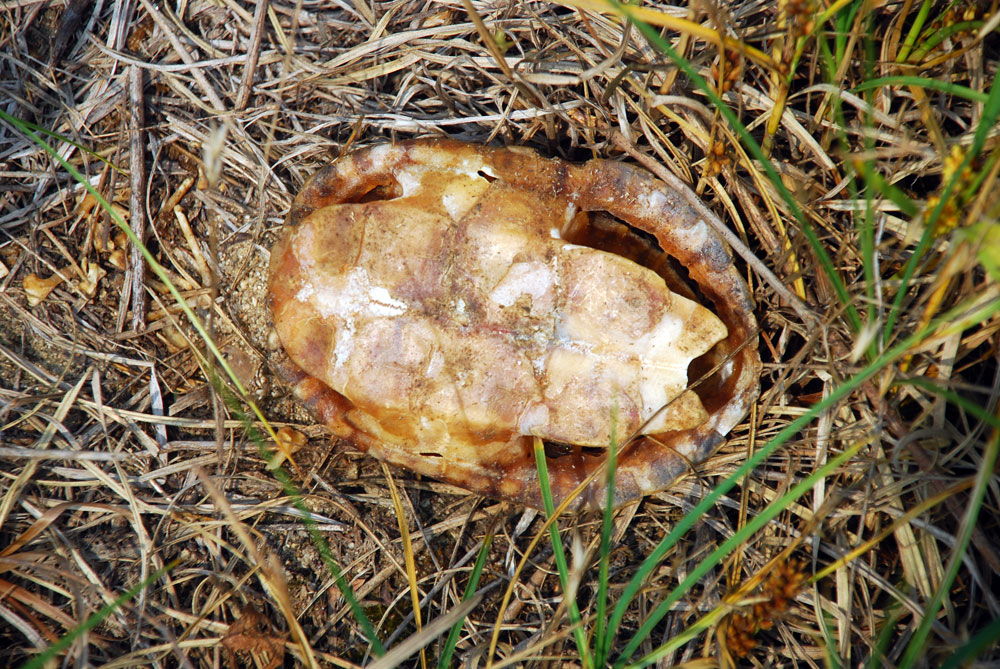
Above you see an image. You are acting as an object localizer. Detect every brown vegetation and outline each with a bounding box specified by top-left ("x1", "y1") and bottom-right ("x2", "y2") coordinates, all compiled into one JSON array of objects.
[{"x1": 1, "y1": 0, "x2": 997, "y2": 667}]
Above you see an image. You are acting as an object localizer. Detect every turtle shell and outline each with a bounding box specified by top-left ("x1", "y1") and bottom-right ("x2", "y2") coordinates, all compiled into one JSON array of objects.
[{"x1": 268, "y1": 139, "x2": 760, "y2": 509}]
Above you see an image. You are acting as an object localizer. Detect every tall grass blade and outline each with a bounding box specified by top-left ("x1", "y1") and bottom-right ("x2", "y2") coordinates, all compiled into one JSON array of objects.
[
  {"x1": 624, "y1": 440, "x2": 866, "y2": 667},
  {"x1": 0, "y1": 111, "x2": 386, "y2": 657},
  {"x1": 605, "y1": 290, "x2": 1000, "y2": 663},
  {"x1": 882, "y1": 70, "x2": 1000, "y2": 344},
  {"x1": 18, "y1": 560, "x2": 178, "y2": 669},
  {"x1": 437, "y1": 529, "x2": 494, "y2": 669},
  {"x1": 939, "y1": 614, "x2": 1000, "y2": 669},
  {"x1": 853, "y1": 76, "x2": 990, "y2": 103},
  {"x1": 593, "y1": 403, "x2": 619, "y2": 666},
  {"x1": 210, "y1": 375, "x2": 386, "y2": 655},
  {"x1": 602, "y1": 0, "x2": 862, "y2": 333},
  {"x1": 898, "y1": 426, "x2": 999, "y2": 668},
  {"x1": 534, "y1": 438, "x2": 592, "y2": 669}
]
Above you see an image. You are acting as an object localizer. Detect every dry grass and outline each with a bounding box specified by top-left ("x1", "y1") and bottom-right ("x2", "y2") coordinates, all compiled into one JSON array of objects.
[{"x1": 1, "y1": 0, "x2": 998, "y2": 667}]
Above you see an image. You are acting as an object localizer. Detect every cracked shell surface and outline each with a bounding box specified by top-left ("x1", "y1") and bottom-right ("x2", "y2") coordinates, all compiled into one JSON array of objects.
[{"x1": 268, "y1": 139, "x2": 761, "y2": 509}]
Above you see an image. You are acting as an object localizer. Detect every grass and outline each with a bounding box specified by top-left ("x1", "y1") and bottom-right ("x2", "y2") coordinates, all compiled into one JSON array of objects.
[{"x1": 1, "y1": 0, "x2": 998, "y2": 667}]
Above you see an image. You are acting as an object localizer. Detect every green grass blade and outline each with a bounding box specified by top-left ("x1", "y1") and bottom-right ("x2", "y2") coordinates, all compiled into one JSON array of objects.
[
  {"x1": 908, "y1": 21, "x2": 988, "y2": 64},
  {"x1": 437, "y1": 530, "x2": 494, "y2": 669},
  {"x1": 0, "y1": 110, "x2": 257, "y2": 441},
  {"x1": 882, "y1": 68, "x2": 1000, "y2": 344},
  {"x1": 939, "y1": 615, "x2": 1000, "y2": 669},
  {"x1": 623, "y1": 441, "x2": 866, "y2": 668},
  {"x1": 0, "y1": 110, "x2": 387, "y2": 657},
  {"x1": 611, "y1": 1, "x2": 862, "y2": 333},
  {"x1": 534, "y1": 440, "x2": 592, "y2": 669},
  {"x1": 895, "y1": 377, "x2": 1000, "y2": 430},
  {"x1": 593, "y1": 404, "x2": 619, "y2": 665},
  {"x1": 895, "y1": 0, "x2": 934, "y2": 63},
  {"x1": 11, "y1": 118, "x2": 127, "y2": 175},
  {"x1": 865, "y1": 604, "x2": 904, "y2": 669},
  {"x1": 816, "y1": 11, "x2": 882, "y2": 361},
  {"x1": 833, "y1": 0, "x2": 864, "y2": 61},
  {"x1": 851, "y1": 161, "x2": 920, "y2": 217},
  {"x1": 18, "y1": 560, "x2": 178, "y2": 669},
  {"x1": 859, "y1": 14, "x2": 878, "y2": 355},
  {"x1": 852, "y1": 76, "x2": 990, "y2": 103},
  {"x1": 898, "y1": 425, "x2": 999, "y2": 668},
  {"x1": 604, "y1": 289, "x2": 1000, "y2": 663},
  {"x1": 211, "y1": 375, "x2": 386, "y2": 655}
]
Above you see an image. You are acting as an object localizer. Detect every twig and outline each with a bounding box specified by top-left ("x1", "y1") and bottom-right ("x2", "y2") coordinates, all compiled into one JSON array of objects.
[
  {"x1": 235, "y1": 0, "x2": 267, "y2": 111},
  {"x1": 0, "y1": 447, "x2": 128, "y2": 461},
  {"x1": 128, "y1": 64, "x2": 147, "y2": 332},
  {"x1": 611, "y1": 131, "x2": 819, "y2": 327}
]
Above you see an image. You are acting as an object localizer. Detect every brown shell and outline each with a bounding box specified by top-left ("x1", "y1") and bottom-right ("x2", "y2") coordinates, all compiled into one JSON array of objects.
[{"x1": 268, "y1": 139, "x2": 760, "y2": 509}]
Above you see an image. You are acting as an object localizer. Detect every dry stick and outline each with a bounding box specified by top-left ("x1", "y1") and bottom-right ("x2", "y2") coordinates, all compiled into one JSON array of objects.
[
  {"x1": 0, "y1": 447, "x2": 128, "y2": 461},
  {"x1": 235, "y1": 0, "x2": 267, "y2": 111},
  {"x1": 128, "y1": 64, "x2": 148, "y2": 333},
  {"x1": 611, "y1": 131, "x2": 819, "y2": 328}
]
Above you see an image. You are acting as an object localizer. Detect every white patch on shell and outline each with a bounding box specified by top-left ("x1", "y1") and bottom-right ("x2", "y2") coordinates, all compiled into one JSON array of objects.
[
  {"x1": 302, "y1": 268, "x2": 409, "y2": 370},
  {"x1": 490, "y1": 261, "x2": 554, "y2": 308},
  {"x1": 425, "y1": 350, "x2": 445, "y2": 378},
  {"x1": 442, "y1": 191, "x2": 464, "y2": 220},
  {"x1": 674, "y1": 219, "x2": 710, "y2": 249},
  {"x1": 638, "y1": 188, "x2": 668, "y2": 213},
  {"x1": 410, "y1": 145, "x2": 488, "y2": 180},
  {"x1": 564, "y1": 202, "x2": 577, "y2": 223},
  {"x1": 716, "y1": 385, "x2": 751, "y2": 433},
  {"x1": 455, "y1": 155, "x2": 487, "y2": 177},
  {"x1": 310, "y1": 267, "x2": 407, "y2": 319},
  {"x1": 395, "y1": 169, "x2": 423, "y2": 197},
  {"x1": 332, "y1": 317, "x2": 356, "y2": 371},
  {"x1": 291, "y1": 224, "x2": 318, "y2": 274},
  {"x1": 528, "y1": 351, "x2": 548, "y2": 376},
  {"x1": 547, "y1": 203, "x2": 578, "y2": 239},
  {"x1": 368, "y1": 285, "x2": 408, "y2": 316},
  {"x1": 518, "y1": 403, "x2": 550, "y2": 434},
  {"x1": 440, "y1": 173, "x2": 491, "y2": 221},
  {"x1": 632, "y1": 307, "x2": 713, "y2": 431},
  {"x1": 363, "y1": 144, "x2": 397, "y2": 174},
  {"x1": 636, "y1": 311, "x2": 686, "y2": 369},
  {"x1": 295, "y1": 282, "x2": 314, "y2": 302}
]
